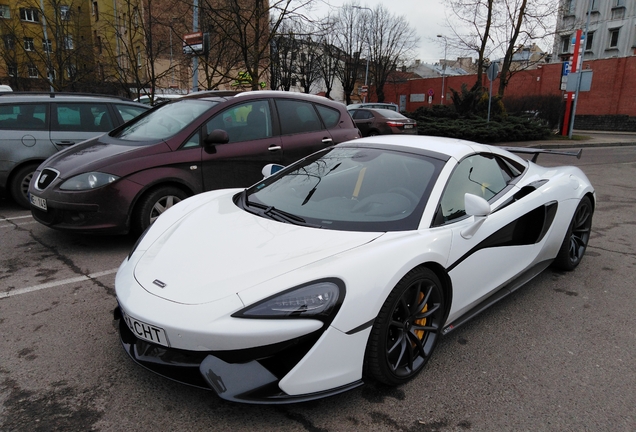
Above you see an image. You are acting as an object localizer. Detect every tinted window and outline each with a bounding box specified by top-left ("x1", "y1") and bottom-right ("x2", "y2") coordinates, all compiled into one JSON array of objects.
[
  {"x1": 0, "y1": 103, "x2": 47, "y2": 130},
  {"x1": 439, "y1": 154, "x2": 513, "y2": 222},
  {"x1": 275, "y1": 99, "x2": 322, "y2": 135},
  {"x1": 205, "y1": 99, "x2": 271, "y2": 143},
  {"x1": 315, "y1": 104, "x2": 341, "y2": 128},
  {"x1": 352, "y1": 110, "x2": 373, "y2": 120},
  {"x1": 55, "y1": 103, "x2": 112, "y2": 132}
]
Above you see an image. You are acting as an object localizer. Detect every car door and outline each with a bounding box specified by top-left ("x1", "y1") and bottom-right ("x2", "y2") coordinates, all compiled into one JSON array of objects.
[
  {"x1": 0, "y1": 101, "x2": 52, "y2": 165},
  {"x1": 50, "y1": 102, "x2": 114, "y2": 150},
  {"x1": 200, "y1": 99, "x2": 283, "y2": 190},
  {"x1": 274, "y1": 98, "x2": 335, "y2": 164},
  {"x1": 436, "y1": 153, "x2": 553, "y2": 324},
  {"x1": 351, "y1": 109, "x2": 374, "y2": 137}
]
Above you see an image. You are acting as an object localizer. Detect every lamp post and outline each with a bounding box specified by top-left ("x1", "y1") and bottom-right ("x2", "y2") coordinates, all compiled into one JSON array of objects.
[
  {"x1": 352, "y1": 5, "x2": 372, "y2": 103},
  {"x1": 437, "y1": 34, "x2": 447, "y2": 105}
]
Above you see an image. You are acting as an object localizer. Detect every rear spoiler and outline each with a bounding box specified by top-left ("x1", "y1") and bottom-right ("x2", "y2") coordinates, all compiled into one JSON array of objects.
[{"x1": 502, "y1": 147, "x2": 583, "y2": 163}]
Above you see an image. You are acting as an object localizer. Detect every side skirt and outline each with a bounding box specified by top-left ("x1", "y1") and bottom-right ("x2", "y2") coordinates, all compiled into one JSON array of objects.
[{"x1": 441, "y1": 259, "x2": 553, "y2": 335}]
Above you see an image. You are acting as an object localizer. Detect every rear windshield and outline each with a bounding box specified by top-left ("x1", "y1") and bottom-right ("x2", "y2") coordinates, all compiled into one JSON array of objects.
[{"x1": 113, "y1": 100, "x2": 214, "y2": 140}]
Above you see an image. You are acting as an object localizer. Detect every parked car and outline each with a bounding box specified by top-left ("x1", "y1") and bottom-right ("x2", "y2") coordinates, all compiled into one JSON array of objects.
[
  {"x1": 0, "y1": 84, "x2": 12, "y2": 92},
  {"x1": 113, "y1": 135, "x2": 594, "y2": 404},
  {"x1": 29, "y1": 90, "x2": 361, "y2": 234},
  {"x1": 135, "y1": 93, "x2": 184, "y2": 105},
  {"x1": 0, "y1": 92, "x2": 148, "y2": 207},
  {"x1": 347, "y1": 102, "x2": 399, "y2": 111},
  {"x1": 349, "y1": 108, "x2": 417, "y2": 137}
]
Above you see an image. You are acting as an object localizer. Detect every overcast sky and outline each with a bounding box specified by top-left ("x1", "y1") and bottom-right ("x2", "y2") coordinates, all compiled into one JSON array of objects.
[{"x1": 300, "y1": 0, "x2": 450, "y2": 65}]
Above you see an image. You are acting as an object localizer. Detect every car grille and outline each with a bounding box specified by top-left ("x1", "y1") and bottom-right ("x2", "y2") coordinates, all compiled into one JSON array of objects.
[{"x1": 36, "y1": 169, "x2": 58, "y2": 190}]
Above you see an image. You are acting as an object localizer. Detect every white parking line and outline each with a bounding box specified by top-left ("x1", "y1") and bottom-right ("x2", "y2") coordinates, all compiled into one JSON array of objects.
[
  {"x1": 1, "y1": 215, "x2": 33, "y2": 221},
  {"x1": 0, "y1": 268, "x2": 119, "y2": 299}
]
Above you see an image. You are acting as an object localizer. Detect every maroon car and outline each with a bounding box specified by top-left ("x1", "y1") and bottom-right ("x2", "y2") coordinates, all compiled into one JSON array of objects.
[
  {"x1": 28, "y1": 91, "x2": 360, "y2": 234},
  {"x1": 348, "y1": 108, "x2": 417, "y2": 137}
]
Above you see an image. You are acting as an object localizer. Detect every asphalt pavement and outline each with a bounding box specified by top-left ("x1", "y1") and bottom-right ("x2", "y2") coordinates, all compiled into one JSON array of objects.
[{"x1": 501, "y1": 129, "x2": 636, "y2": 149}]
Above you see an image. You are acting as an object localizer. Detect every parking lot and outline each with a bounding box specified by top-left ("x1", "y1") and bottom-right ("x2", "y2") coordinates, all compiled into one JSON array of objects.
[{"x1": 1, "y1": 145, "x2": 635, "y2": 431}]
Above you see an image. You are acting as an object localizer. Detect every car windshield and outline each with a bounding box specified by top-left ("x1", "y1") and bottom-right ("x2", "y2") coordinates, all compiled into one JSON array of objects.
[
  {"x1": 113, "y1": 100, "x2": 215, "y2": 141},
  {"x1": 244, "y1": 146, "x2": 444, "y2": 232}
]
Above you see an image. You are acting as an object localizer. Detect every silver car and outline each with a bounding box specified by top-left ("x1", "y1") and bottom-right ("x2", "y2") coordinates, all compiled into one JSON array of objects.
[{"x1": 0, "y1": 92, "x2": 148, "y2": 207}]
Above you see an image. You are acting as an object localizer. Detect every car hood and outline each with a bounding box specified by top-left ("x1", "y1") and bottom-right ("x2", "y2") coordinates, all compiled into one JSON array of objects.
[
  {"x1": 41, "y1": 135, "x2": 167, "y2": 179},
  {"x1": 133, "y1": 194, "x2": 383, "y2": 305}
]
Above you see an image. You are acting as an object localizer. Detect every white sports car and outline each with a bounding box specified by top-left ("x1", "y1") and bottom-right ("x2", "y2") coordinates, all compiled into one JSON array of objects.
[{"x1": 114, "y1": 135, "x2": 594, "y2": 404}]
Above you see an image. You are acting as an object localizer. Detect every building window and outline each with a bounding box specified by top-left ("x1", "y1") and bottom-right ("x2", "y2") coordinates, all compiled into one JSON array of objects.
[
  {"x1": 585, "y1": 32, "x2": 594, "y2": 51},
  {"x1": 28, "y1": 64, "x2": 38, "y2": 78},
  {"x1": 43, "y1": 38, "x2": 52, "y2": 53},
  {"x1": 60, "y1": 5, "x2": 70, "y2": 20},
  {"x1": 92, "y1": 1, "x2": 98, "y2": 20},
  {"x1": 136, "y1": 46, "x2": 142, "y2": 68},
  {"x1": 7, "y1": 63, "x2": 17, "y2": 77},
  {"x1": 564, "y1": 0, "x2": 575, "y2": 15},
  {"x1": 0, "y1": 4, "x2": 10, "y2": 19},
  {"x1": 24, "y1": 37, "x2": 35, "y2": 51},
  {"x1": 47, "y1": 69, "x2": 56, "y2": 81},
  {"x1": 609, "y1": 28, "x2": 620, "y2": 48},
  {"x1": 561, "y1": 35, "x2": 571, "y2": 54},
  {"x1": 133, "y1": 7, "x2": 139, "y2": 28},
  {"x1": 20, "y1": 8, "x2": 39, "y2": 22},
  {"x1": 615, "y1": 0, "x2": 625, "y2": 6},
  {"x1": 122, "y1": 13, "x2": 127, "y2": 34},
  {"x1": 591, "y1": 0, "x2": 599, "y2": 10},
  {"x1": 96, "y1": 35, "x2": 102, "y2": 54},
  {"x1": 64, "y1": 35, "x2": 74, "y2": 50},
  {"x1": 3, "y1": 35, "x2": 15, "y2": 50}
]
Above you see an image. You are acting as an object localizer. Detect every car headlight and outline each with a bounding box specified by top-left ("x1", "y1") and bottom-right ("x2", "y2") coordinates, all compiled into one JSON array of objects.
[
  {"x1": 59, "y1": 172, "x2": 119, "y2": 190},
  {"x1": 234, "y1": 279, "x2": 345, "y2": 321}
]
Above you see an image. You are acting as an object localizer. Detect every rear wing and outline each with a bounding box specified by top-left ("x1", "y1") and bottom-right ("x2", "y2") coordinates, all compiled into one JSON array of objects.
[{"x1": 502, "y1": 147, "x2": 583, "y2": 163}]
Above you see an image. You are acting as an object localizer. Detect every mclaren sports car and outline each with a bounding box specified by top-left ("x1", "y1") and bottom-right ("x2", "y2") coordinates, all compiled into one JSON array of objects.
[{"x1": 114, "y1": 135, "x2": 594, "y2": 404}]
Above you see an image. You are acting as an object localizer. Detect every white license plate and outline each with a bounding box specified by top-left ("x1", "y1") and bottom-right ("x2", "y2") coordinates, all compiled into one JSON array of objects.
[
  {"x1": 404, "y1": 124, "x2": 414, "y2": 129},
  {"x1": 30, "y1": 194, "x2": 47, "y2": 211},
  {"x1": 121, "y1": 308, "x2": 170, "y2": 347}
]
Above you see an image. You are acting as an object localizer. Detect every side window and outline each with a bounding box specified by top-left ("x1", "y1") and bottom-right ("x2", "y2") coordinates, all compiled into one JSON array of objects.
[
  {"x1": 205, "y1": 100, "x2": 271, "y2": 143},
  {"x1": 275, "y1": 99, "x2": 322, "y2": 135},
  {"x1": 115, "y1": 104, "x2": 147, "y2": 122},
  {"x1": 55, "y1": 103, "x2": 111, "y2": 132},
  {"x1": 0, "y1": 103, "x2": 47, "y2": 130},
  {"x1": 315, "y1": 104, "x2": 341, "y2": 128},
  {"x1": 181, "y1": 129, "x2": 200, "y2": 149},
  {"x1": 439, "y1": 154, "x2": 511, "y2": 223}
]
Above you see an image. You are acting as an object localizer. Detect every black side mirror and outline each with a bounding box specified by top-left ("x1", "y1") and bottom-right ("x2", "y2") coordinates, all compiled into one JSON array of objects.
[{"x1": 203, "y1": 129, "x2": 229, "y2": 154}]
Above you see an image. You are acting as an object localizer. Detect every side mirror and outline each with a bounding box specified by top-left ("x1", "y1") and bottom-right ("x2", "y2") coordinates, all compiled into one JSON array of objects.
[
  {"x1": 461, "y1": 193, "x2": 491, "y2": 239},
  {"x1": 203, "y1": 129, "x2": 229, "y2": 154},
  {"x1": 261, "y1": 163, "x2": 285, "y2": 178}
]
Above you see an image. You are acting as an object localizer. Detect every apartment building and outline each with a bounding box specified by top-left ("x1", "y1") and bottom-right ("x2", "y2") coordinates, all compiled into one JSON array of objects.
[{"x1": 553, "y1": 0, "x2": 636, "y2": 61}]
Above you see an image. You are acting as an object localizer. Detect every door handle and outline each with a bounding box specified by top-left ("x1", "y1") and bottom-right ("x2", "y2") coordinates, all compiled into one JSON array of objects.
[
  {"x1": 321, "y1": 138, "x2": 333, "y2": 144},
  {"x1": 268, "y1": 145, "x2": 282, "y2": 151},
  {"x1": 54, "y1": 141, "x2": 76, "y2": 146}
]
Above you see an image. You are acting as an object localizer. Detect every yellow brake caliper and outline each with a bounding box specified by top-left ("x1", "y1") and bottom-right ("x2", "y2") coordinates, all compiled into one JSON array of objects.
[{"x1": 414, "y1": 292, "x2": 428, "y2": 342}]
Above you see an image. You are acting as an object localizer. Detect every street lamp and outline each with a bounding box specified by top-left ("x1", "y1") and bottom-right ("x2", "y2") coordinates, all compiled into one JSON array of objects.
[
  {"x1": 352, "y1": 5, "x2": 372, "y2": 103},
  {"x1": 437, "y1": 34, "x2": 447, "y2": 105}
]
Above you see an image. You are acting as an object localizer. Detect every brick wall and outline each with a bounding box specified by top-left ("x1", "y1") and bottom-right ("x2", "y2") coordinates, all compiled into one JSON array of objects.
[{"x1": 377, "y1": 57, "x2": 636, "y2": 130}]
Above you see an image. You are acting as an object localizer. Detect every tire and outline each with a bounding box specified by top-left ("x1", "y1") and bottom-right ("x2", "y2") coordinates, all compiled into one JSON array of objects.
[
  {"x1": 364, "y1": 267, "x2": 445, "y2": 386},
  {"x1": 133, "y1": 186, "x2": 188, "y2": 235},
  {"x1": 10, "y1": 163, "x2": 39, "y2": 209},
  {"x1": 552, "y1": 196, "x2": 593, "y2": 271},
  {"x1": 368, "y1": 130, "x2": 380, "y2": 137}
]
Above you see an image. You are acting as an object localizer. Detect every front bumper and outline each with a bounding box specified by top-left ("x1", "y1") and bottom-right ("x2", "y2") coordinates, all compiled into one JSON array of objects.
[{"x1": 116, "y1": 309, "x2": 363, "y2": 404}]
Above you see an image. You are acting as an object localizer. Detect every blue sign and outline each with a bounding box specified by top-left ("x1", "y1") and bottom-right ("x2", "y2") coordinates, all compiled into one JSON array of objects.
[{"x1": 562, "y1": 62, "x2": 571, "y2": 76}]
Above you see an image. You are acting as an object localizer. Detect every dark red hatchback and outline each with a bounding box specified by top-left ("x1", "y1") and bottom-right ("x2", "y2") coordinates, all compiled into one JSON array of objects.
[{"x1": 28, "y1": 91, "x2": 360, "y2": 234}]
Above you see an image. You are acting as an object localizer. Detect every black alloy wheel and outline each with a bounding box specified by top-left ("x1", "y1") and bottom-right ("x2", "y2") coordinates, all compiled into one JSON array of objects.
[
  {"x1": 365, "y1": 267, "x2": 445, "y2": 386},
  {"x1": 553, "y1": 196, "x2": 593, "y2": 271}
]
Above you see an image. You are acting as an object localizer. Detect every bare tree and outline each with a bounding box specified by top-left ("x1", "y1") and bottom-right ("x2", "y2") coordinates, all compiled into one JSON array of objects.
[
  {"x1": 331, "y1": 3, "x2": 366, "y2": 104},
  {"x1": 201, "y1": 0, "x2": 316, "y2": 91},
  {"x1": 366, "y1": 4, "x2": 418, "y2": 102}
]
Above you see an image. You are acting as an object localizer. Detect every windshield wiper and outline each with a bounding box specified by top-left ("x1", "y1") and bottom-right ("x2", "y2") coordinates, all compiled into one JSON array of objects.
[{"x1": 241, "y1": 193, "x2": 320, "y2": 227}]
